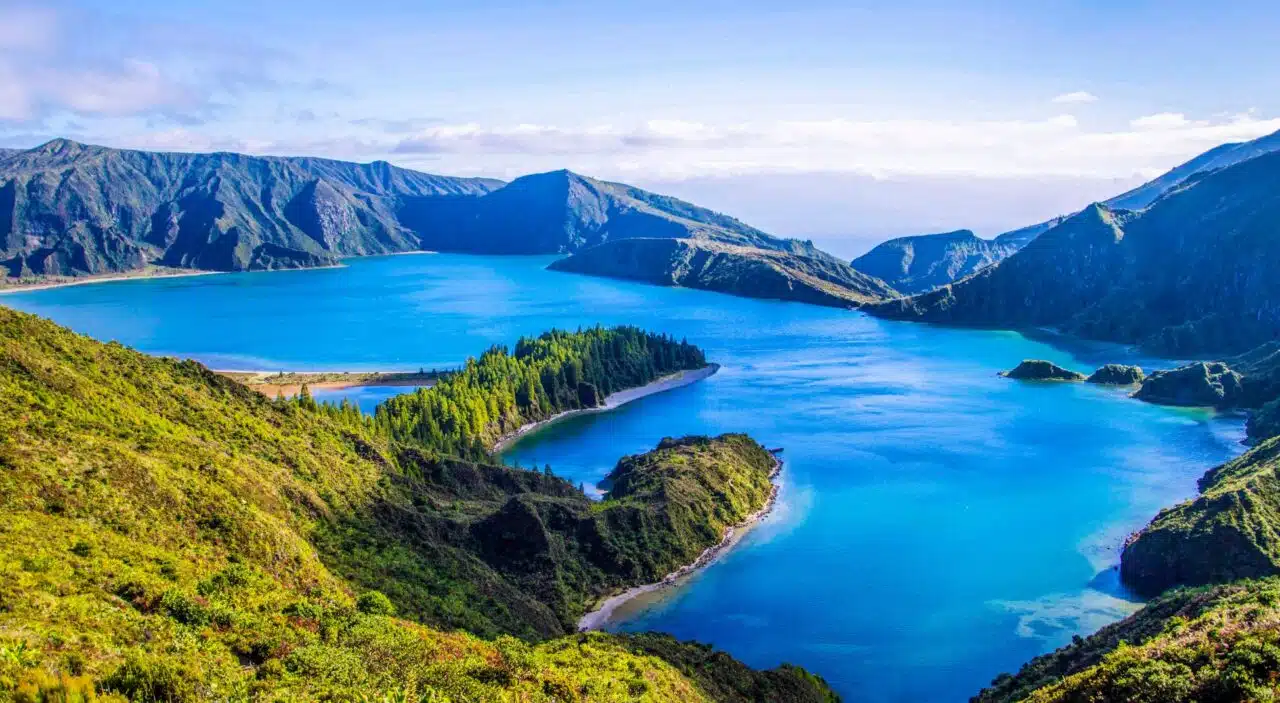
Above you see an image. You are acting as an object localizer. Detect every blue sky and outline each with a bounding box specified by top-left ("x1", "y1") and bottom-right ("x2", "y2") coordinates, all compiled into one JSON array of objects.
[{"x1": 3, "y1": 0, "x2": 1279, "y2": 253}]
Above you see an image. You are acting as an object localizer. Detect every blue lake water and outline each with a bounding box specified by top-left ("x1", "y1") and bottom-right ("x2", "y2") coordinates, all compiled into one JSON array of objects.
[{"x1": 1, "y1": 253, "x2": 1245, "y2": 702}]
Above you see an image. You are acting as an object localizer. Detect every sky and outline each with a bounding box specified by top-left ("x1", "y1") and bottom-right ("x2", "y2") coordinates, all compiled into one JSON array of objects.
[{"x1": 3, "y1": 0, "x2": 1280, "y2": 255}]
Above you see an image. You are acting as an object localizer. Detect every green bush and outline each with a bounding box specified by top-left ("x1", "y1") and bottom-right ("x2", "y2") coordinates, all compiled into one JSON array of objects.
[{"x1": 356, "y1": 591, "x2": 396, "y2": 616}]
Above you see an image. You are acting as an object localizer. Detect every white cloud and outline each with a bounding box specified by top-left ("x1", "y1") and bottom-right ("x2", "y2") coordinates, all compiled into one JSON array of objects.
[
  {"x1": 1051, "y1": 91, "x2": 1099, "y2": 104},
  {"x1": 364, "y1": 111, "x2": 1280, "y2": 180},
  {"x1": 1129, "y1": 112, "x2": 1203, "y2": 130}
]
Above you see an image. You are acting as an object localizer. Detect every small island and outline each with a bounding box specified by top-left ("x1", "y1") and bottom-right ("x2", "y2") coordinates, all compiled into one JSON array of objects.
[
  {"x1": 999, "y1": 359, "x2": 1086, "y2": 381},
  {"x1": 1086, "y1": 364, "x2": 1145, "y2": 385}
]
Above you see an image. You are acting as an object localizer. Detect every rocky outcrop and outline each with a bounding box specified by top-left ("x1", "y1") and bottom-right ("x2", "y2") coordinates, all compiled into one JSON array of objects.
[
  {"x1": 1119, "y1": 438, "x2": 1280, "y2": 596},
  {"x1": 1132, "y1": 362, "x2": 1245, "y2": 407},
  {"x1": 548, "y1": 237, "x2": 898, "y2": 307},
  {"x1": 1000, "y1": 360, "x2": 1086, "y2": 381},
  {"x1": 1086, "y1": 364, "x2": 1145, "y2": 385}
]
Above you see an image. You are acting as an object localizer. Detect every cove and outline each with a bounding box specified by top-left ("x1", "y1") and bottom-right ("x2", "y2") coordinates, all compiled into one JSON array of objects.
[{"x1": 1, "y1": 253, "x2": 1245, "y2": 701}]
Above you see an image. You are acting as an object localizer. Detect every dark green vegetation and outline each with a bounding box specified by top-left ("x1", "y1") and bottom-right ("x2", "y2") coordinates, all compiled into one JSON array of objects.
[
  {"x1": 999, "y1": 360, "x2": 1086, "y2": 382},
  {"x1": 0, "y1": 142, "x2": 829, "y2": 286},
  {"x1": 549, "y1": 238, "x2": 899, "y2": 307},
  {"x1": 1249, "y1": 399, "x2": 1280, "y2": 445},
  {"x1": 855, "y1": 128, "x2": 1280, "y2": 295},
  {"x1": 973, "y1": 578, "x2": 1280, "y2": 703},
  {"x1": 374, "y1": 326, "x2": 707, "y2": 460},
  {"x1": 867, "y1": 140, "x2": 1280, "y2": 355},
  {"x1": 849, "y1": 221, "x2": 1061, "y2": 295},
  {"x1": 596, "y1": 435, "x2": 779, "y2": 576},
  {"x1": 1125, "y1": 344, "x2": 1280, "y2": 442},
  {"x1": 971, "y1": 439, "x2": 1280, "y2": 701},
  {"x1": 1086, "y1": 364, "x2": 1145, "y2": 385},
  {"x1": 1133, "y1": 362, "x2": 1244, "y2": 408},
  {"x1": 1120, "y1": 437, "x2": 1280, "y2": 597},
  {"x1": 0, "y1": 139, "x2": 500, "y2": 280},
  {"x1": 0, "y1": 306, "x2": 834, "y2": 701}
]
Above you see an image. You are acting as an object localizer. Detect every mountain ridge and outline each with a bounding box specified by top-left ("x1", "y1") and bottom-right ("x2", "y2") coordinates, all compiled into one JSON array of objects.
[
  {"x1": 852, "y1": 128, "x2": 1280, "y2": 294},
  {"x1": 1, "y1": 140, "x2": 832, "y2": 287},
  {"x1": 866, "y1": 148, "x2": 1280, "y2": 355}
]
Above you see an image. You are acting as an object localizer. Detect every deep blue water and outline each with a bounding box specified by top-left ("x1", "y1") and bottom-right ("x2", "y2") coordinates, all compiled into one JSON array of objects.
[{"x1": 2, "y1": 254, "x2": 1244, "y2": 702}]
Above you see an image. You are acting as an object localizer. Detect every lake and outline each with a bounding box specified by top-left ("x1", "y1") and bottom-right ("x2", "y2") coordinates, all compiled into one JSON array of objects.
[{"x1": 1, "y1": 253, "x2": 1244, "y2": 702}]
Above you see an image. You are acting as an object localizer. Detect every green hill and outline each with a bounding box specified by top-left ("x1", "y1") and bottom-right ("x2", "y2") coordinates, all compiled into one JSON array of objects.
[
  {"x1": 0, "y1": 306, "x2": 835, "y2": 702},
  {"x1": 548, "y1": 237, "x2": 898, "y2": 307},
  {"x1": 1120, "y1": 437, "x2": 1280, "y2": 597},
  {"x1": 973, "y1": 578, "x2": 1280, "y2": 703}
]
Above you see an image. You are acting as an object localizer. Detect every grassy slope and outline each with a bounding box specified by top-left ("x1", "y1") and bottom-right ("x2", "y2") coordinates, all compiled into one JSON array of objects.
[
  {"x1": 974, "y1": 439, "x2": 1280, "y2": 702},
  {"x1": 973, "y1": 579, "x2": 1280, "y2": 703},
  {"x1": 0, "y1": 306, "x2": 834, "y2": 702},
  {"x1": 1120, "y1": 437, "x2": 1280, "y2": 597}
]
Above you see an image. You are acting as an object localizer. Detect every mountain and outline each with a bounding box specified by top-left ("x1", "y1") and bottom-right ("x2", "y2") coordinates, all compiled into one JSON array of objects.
[
  {"x1": 401, "y1": 169, "x2": 833, "y2": 259},
  {"x1": 1, "y1": 141, "x2": 828, "y2": 286},
  {"x1": 853, "y1": 128, "x2": 1280, "y2": 294},
  {"x1": 0, "y1": 139, "x2": 501, "y2": 280},
  {"x1": 849, "y1": 221, "x2": 1063, "y2": 295},
  {"x1": 0, "y1": 305, "x2": 836, "y2": 701},
  {"x1": 867, "y1": 148, "x2": 1280, "y2": 355},
  {"x1": 548, "y1": 237, "x2": 899, "y2": 307}
]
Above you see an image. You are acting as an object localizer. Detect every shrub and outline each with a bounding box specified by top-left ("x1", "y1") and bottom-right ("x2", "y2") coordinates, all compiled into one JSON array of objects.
[{"x1": 356, "y1": 591, "x2": 396, "y2": 616}]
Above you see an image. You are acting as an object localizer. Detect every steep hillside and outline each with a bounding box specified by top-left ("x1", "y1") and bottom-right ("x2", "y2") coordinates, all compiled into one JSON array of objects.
[
  {"x1": 401, "y1": 169, "x2": 832, "y2": 259},
  {"x1": 549, "y1": 237, "x2": 898, "y2": 307},
  {"x1": 973, "y1": 579, "x2": 1280, "y2": 703},
  {"x1": 0, "y1": 306, "x2": 835, "y2": 701},
  {"x1": 868, "y1": 149, "x2": 1280, "y2": 355},
  {"x1": 1119, "y1": 437, "x2": 1280, "y2": 597},
  {"x1": 0, "y1": 139, "x2": 500, "y2": 281}
]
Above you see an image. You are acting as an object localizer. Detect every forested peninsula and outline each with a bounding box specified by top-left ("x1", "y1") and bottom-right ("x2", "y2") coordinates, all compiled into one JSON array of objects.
[
  {"x1": 0, "y1": 308, "x2": 831, "y2": 702},
  {"x1": 373, "y1": 326, "x2": 709, "y2": 460}
]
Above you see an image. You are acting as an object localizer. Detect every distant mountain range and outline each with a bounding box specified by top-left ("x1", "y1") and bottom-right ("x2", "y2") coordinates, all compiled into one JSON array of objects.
[
  {"x1": 0, "y1": 140, "x2": 829, "y2": 284},
  {"x1": 868, "y1": 147, "x2": 1280, "y2": 355},
  {"x1": 847, "y1": 219, "x2": 1063, "y2": 295},
  {"x1": 0, "y1": 139, "x2": 501, "y2": 278},
  {"x1": 851, "y1": 128, "x2": 1280, "y2": 293},
  {"x1": 549, "y1": 237, "x2": 898, "y2": 307}
]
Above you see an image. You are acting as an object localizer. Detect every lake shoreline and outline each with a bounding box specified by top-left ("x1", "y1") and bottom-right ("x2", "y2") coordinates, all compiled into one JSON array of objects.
[
  {"x1": 0, "y1": 268, "x2": 226, "y2": 295},
  {"x1": 576, "y1": 451, "x2": 784, "y2": 632},
  {"x1": 215, "y1": 369, "x2": 440, "y2": 398},
  {"x1": 492, "y1": 363, "x2": 720, "y2": 452}
]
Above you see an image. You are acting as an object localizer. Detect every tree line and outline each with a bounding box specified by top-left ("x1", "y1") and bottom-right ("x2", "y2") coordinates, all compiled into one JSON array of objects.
[{"x1": 359, "y1": 326, "x2": 706, "y2": 460}]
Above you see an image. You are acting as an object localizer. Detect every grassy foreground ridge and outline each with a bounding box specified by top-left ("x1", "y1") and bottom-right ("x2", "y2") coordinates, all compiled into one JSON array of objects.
[{"x1": 0, "y1": 307, "x2": 835, "y2": 702}]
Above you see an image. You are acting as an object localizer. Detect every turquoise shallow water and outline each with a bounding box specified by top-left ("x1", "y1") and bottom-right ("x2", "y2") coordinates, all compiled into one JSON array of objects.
[{"x1": 2, "y1": 254, "x2": 1245, "y2": 702}]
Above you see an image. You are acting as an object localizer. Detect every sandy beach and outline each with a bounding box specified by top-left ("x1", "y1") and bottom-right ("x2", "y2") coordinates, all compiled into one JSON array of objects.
[
  {"x1": 0, "y1": 268, "x2": 225, "y2": 295},
  {"x1": 492, "y1": 363, "x2": 720, "y2": 452},
  {"x1": 215, "y1": 369, "x2": 439, "y2": 398},
  {"x1": 577, "y1": 452, "x2": 783, "y2": 631}
]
